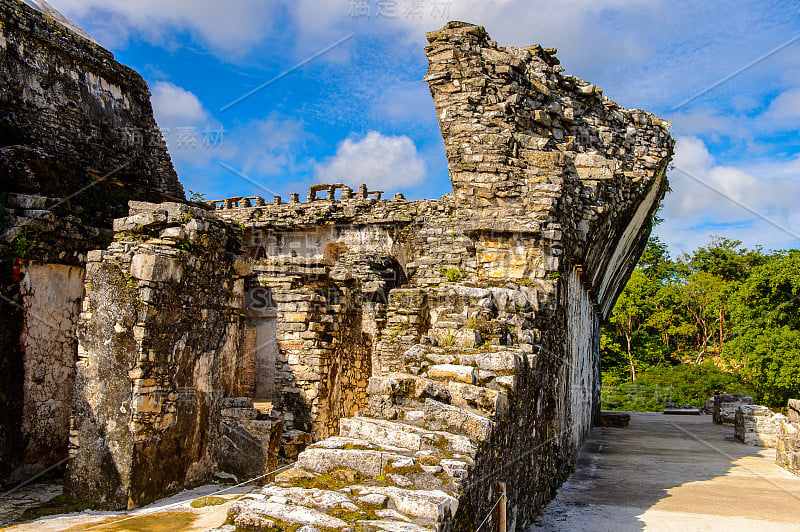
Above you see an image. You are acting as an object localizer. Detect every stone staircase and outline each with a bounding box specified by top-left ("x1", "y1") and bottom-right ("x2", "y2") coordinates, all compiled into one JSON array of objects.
[{"x1": 225, "y1": 343, "x2": 527, "y2": 531}]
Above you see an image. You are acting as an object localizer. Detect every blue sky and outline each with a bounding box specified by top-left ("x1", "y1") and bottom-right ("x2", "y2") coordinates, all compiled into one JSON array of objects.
[{"x1": 47, "y1": 0, "x2": 800, "y2": 257}]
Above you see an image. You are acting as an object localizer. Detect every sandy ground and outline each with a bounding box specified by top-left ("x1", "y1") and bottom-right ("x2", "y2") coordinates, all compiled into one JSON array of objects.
[{"x1": 531, "y1": 412, "x2": 800, "y2": 531}]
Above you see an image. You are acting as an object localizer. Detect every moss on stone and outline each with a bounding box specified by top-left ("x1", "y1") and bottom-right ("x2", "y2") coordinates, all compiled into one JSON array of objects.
[{"x1": 189, "y1": 495, "x2": 227, "y2": 508}]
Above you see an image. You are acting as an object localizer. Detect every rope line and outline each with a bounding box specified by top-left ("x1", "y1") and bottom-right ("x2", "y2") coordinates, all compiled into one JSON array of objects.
[
  {"x1": 475, "y1": 496, "x2": 503, "y2": 532},
  {"x1": 0, "y1": 456, "x2": 73, "y2": 498}
]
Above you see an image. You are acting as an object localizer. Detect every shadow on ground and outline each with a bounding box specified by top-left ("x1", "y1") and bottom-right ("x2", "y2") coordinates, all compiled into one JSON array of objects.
[{"x1": 531, "y1": 412, "x2": 800, "y2": 531}]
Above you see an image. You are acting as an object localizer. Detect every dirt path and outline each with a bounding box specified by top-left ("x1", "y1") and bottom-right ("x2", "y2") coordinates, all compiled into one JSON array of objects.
[{"x1": 532, "y1": 412, "x2": 800, "y2": 531}]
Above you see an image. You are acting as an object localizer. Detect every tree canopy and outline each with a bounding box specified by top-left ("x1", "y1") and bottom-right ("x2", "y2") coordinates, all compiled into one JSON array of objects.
[{"x1": 602, "y1": 238, "x2": 799, "y2": 409}]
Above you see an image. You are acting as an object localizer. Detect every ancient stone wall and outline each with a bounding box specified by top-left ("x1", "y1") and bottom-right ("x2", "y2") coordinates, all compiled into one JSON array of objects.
[
  {"x1": 17, "y1": 262, "x2": 84, "y2": 478},
  {"x1": 66, "y1": 202, "x2": 250, "y2": 508},
  {"x1": 0, "y1": 0, "x2": 185, "y2": 484},
  {"x1": 734, "y1": 405, "x2": 788, "y2": 448},
  {"x1": 0, "y1": 0, "x2": 183, "y2": 203},
  {"x1": 2, "y1": 11, "x2": 673, "y2": 525},
  {"x1": 222, "y1": 21, "x2": 672, "y2": 531}
]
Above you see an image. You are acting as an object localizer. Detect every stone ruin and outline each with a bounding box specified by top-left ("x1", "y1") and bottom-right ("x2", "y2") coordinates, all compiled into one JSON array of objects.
[
  {"x1": 733, "y1": 399, "x2": 800, "y2": 477},
  {"x1": 0, "y1": 4, "x2": 675, "y2": 531}
]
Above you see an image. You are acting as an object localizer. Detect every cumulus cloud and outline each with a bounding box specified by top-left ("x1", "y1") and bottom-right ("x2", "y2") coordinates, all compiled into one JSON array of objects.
[
  {"x1": 315, "y1": 132, "x2": 427, "y2": 192},
  {"x1": 150, "y1": 81, "x2": 208, "y2": 125},
  {"x1": 762, "y1": 87, "x2": 800, "y2": 128},
  {"x1": 657, "y1": 136, "x2": 800, "y2": 254}
]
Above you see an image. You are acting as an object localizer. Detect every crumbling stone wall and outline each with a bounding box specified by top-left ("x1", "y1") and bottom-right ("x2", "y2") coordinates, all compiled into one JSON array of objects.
[
  {"x1": 734, "y1": 405, "x2": 789, "y2": 448},
  {"x1": 218, "y1": 21, "x2": 672, "y2": 531},
  {"x1": 776, "y1": 399, "x2": 800, "y2": 476},
  {"x1": 0, "y1": 0, "x2": 184, "y2": 484},
  {"x1": 67, "y1": 202, "x2": 249, "y2": 508}
]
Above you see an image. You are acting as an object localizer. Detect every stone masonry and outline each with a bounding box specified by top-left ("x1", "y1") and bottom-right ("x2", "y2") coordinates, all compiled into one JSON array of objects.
[
  {"x1": 776, "y1": 399, "x2": 800, "y2": 477},
  {"x1": 2, "y1": 9, "x2": 674, "y2": 531},
  {"x1": 734, "y1": 405, "x2": 788, "y2": 448},
  {"x1": 209, "y1": 21, "x2": 673, "y2": 531}
]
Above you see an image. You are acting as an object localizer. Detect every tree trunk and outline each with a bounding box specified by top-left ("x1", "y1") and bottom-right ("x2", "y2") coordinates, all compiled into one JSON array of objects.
[{"x1": 626, "y1": 333, "x2": 636, "y2": 382}]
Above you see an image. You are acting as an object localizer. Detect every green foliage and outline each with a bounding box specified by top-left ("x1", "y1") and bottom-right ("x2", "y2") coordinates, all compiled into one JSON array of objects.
[
  {"x1": 10, "y1": 229, "x2": 36, "y2": 259},
  {"x1": 601, "y1": 363, "x2": 751, "y2": 411},
  {"x1": 441, "y1": 267, "x2": 462, "y2": 282},
  {"x1": 603, "y1": 236, "x2": 799, "y2": 409},
  {"x1": 188, "y1": 190, "x2": 207, "y2": 203}
]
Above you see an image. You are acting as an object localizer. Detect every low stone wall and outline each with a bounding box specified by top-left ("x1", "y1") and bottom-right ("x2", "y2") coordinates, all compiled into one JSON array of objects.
[
  {"x1": 789, "y1": 399, "x2": 800, "y2": 423},
  {"x1": 734, "y1": 405, "x2": 787, "y2": 448},
  {"x1": 713, "y1": 393, "x2": 754, "y2": 424},
  {"x1": 776, "y1": 420, "x2": 800, "y2": 476}
]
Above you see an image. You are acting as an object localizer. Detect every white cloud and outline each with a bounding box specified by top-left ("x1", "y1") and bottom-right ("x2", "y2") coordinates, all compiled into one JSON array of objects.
[
  {"x1": 150, "y1": 81, "x2": 207, "y2": 125},
  {"x1": 658, "y1": 136, "x2": 800, "y2": 254},
  {"x1": 48, "y1": 0, "x2": 278, "y2": 56},
  {"x1": 762, "y1": 87, "x2": 800, "y2": 127},
  {"x1": 315, "y1": 132, "x2": 427, "y2": 192}
]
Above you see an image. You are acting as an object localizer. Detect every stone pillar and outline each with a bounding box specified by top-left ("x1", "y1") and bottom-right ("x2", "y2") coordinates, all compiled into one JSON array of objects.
[{"x1": 290, "y1": 193, "x2": 300, "y2": 203}]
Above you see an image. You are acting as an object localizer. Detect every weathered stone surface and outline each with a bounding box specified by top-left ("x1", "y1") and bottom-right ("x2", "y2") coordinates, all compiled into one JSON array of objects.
[
  {"x1": 776, "y1": 419, "x2": 800, "y2": 476},
  {"x1": 735, "y1": 405, "x2": 788, "y2": 447},
  {"x1": 228, "y1": 498, "x2": 349, "y2": 529},
  {"x1": 713, "y1": 393, "x2": 754, "y2": 425},
  {"x1": 296, "y1": 447, "x2": 412, "y2": 477},
  {"x1": 349, "y1": 485, "x2": 458, "y2": 521},
  {"x1": 427, "y1": 365, "x2": 476, "y2": 385},
  {"x1": 788, "y1": 399, "x2": 800, "y2": 424}
]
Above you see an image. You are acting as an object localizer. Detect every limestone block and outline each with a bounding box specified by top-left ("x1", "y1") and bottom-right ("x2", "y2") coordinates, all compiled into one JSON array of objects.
[
  {"x1": 228, "y1": 498, "x2": 348, "y2": 529},
  {"x1": 262, "y1": 486, "x2": 358, "y2": 512},
  {"x1": 427, "y1": 364, "x2": 476, "y2": 385},
  {"x1": 789, "y1": 399, "x2": 800, "y2": 423},
  {"x1": 296, "y1": 448, "x2": 411, "y2": 477},
  {"x1": 424, "y1": 399, "x2": 492, "y2": 442},
  {"x1": 348, "y1": 485, "x2": 458, "y2": 522},
  {"x1": 130, "y1": 253, "x2": 184, "y2": 283},
  {"x1": 113, "y1": 211, "x2": 167, "y2": 232}
]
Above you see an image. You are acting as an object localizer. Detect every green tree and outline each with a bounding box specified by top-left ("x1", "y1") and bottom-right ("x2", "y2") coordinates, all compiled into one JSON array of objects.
[{"x1": 726, "y1": 250, "x2": 800, "y2": 406}]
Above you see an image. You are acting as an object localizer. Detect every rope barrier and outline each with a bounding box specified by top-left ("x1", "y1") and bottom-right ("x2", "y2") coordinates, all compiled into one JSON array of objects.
[
  {"x1": 475, "y1": 496, "x2": 503, "y2": 532},
  {"x1": 0, "y1": 456, "x2": 73, "y2": 498}
]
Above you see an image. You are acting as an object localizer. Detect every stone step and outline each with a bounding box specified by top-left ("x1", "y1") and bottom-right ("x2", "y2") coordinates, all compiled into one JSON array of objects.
[
  {"x1": 423, "y1": 399, "x2": 493, "y2": 442},
  {"x1": 228, "y1": 497, "x2": 349, "y2": 530},
  {"x1": 445, "y1": 380, "x2": 507, "y2": 417},
  {"x1": 359, "y1": 519, "x2": 435, "y2": 532},
  {"x1": 425, "y1": 364, "x2": 476, "y2": 384},
  {"x1": 312, "y1": 435, "x2": 415, "y2": 455},
  {"x1": 339, "y1": 416, "x2": 476, "y2": 455},
  {"x1": 423, "y1": 351, "x2": 518, "y2": 373},
  {"x1": 346, "y1": 485, "x2": 458, "y2": 522},
  {"x1": 261, "y1": 485, "x2": 359, "y2": 512},
  {"x1": 296, "y1": 447, "x2": 416, "y2": 477}
]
